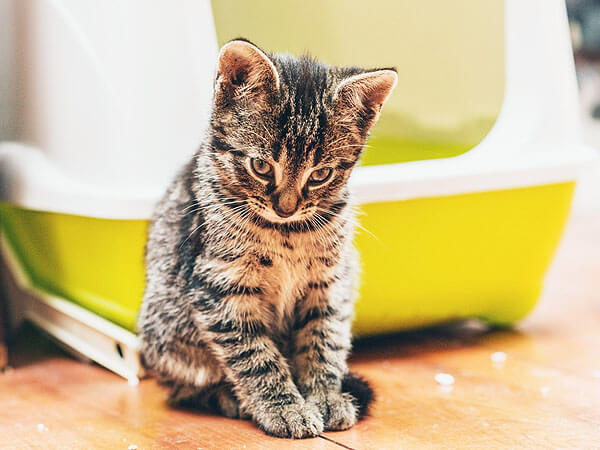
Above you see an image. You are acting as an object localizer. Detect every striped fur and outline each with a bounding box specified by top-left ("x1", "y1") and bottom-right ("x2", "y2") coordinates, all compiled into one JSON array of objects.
[{"x1": 138, "y1": 39, "x2": 396, "y2": 439}]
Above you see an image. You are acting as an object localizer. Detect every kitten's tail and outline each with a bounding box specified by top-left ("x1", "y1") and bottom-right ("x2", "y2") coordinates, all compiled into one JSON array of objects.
[{"x1": 342, "y1": 372, "x2": 375, "y2": 419}]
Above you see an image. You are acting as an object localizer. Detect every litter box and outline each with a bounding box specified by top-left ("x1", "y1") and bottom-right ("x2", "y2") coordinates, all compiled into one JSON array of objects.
[{"x1": 0, "y1": 0, "x2": 597, "y2": 380}]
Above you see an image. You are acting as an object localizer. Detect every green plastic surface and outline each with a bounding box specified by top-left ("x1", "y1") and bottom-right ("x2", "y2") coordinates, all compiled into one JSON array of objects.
[
  {"x1": 0, "y1": 182, "x2": 574, "y2": 335},
  {"x1": 210, "y1": 0, "x2": 505, "y2": 165}
]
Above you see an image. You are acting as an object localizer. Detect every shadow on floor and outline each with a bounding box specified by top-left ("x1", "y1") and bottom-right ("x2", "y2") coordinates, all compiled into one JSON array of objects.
[
  {"x1": 350, "y1": 319, "x2": 524, "y2": 363},
  {"x1": 7, "y1": 322, "x2": 69, "y2": 369},
  {"x1": 7, "y1": 317, "x2": 525, "y2": 374}
]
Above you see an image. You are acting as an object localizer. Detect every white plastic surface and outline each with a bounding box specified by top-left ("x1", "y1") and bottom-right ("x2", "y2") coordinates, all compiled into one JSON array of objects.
[
  {"x1": 351, "y1": 0, "x2": 597, "y2": 205},
  {"x1": 0, "y1": 234, "x2": 143, "y2": 381},
  {"x1": 0, "y1": 0, "x2": 598, "y2": 219},
  {"x1": 1, "y1": 0, "x2": 218, "y2": 205}
]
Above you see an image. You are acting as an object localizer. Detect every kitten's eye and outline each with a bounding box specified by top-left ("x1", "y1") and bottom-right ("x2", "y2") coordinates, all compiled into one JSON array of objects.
[
  {"x1": 250, "y1": 158, "x2": 274, "y2": 179},
  {"x1": 308, "y1": 167, "x2": 333, "y2": 185}
]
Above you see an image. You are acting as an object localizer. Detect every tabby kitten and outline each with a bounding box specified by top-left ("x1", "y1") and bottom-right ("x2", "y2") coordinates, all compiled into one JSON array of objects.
[{"x1": 138, "y1": 39, "x2": 396, "y2": 439}]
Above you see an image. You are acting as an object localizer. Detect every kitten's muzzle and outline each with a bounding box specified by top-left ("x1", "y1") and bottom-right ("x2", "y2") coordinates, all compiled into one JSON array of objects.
[{"x1": 272, "y1": 190, "x2": 300, "y2": 218}]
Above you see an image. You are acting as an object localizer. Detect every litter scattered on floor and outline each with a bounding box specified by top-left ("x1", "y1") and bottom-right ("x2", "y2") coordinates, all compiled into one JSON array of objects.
[
  {"x1": 128, "y1": 445, "x2": 138, "y2": 450},
  {"x1": 540, "y1": 386, "x2": 550, "y2": 397},
  {"x1": 530, "y1": 367, "x2": 560, "y2": 377},
  {"x1": 36, "y1": 423, "x2": 48, "y2": 433},
  {"x1": 435, "y1": 373, "x2": 455, "y2": 386},
  {"x1": 491, "y1": 351, "x2": 507, "y2": 365}
]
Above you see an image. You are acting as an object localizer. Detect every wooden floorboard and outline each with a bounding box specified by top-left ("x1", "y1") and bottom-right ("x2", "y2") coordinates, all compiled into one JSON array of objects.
[{"x1": 1, "y1": 213, "x2": 599, "y2": 449}]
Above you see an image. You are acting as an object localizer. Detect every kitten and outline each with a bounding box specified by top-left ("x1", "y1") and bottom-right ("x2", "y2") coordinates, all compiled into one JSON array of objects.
[{"x1": 138, "y1": 39, "x2": 396, "y2": 439}]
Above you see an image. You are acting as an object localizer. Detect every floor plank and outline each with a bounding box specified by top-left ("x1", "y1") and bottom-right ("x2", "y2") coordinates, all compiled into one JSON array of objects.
[{"x1": 1, "y1": 213, "x2": 599, "y2": 449}]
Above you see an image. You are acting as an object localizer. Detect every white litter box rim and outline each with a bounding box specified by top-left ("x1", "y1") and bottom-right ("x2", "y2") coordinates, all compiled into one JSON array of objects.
[
  {"x1": 0, "y1": 0, "x2": 598, "y2": 220},
  {"x1": 0, "y1": 141, "x2": 597, "y2": 220}
]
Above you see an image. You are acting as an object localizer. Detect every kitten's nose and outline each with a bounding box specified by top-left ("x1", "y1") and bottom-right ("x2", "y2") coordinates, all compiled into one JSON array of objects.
[{"x1": 272, "y1": 191, "x2": 299, "y2": 218}]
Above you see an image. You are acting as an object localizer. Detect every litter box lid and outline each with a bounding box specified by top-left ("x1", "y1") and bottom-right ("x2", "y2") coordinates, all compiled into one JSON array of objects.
[
  {"x1": 0, "y1": 0, "x2": 598, "y2": 219},
  {"x1": 0, "y1": 0, "x2": 218, "y2": 219}
]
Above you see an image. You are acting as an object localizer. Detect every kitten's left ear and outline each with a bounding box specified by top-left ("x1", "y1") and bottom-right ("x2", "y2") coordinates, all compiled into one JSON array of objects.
[{"x1": 333, "y1": 69, "x2": 398, "y2": 134}]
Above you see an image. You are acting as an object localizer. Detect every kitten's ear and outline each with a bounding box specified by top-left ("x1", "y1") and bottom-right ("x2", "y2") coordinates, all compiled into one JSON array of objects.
[
  {"x1": 215, "y1": 39, "x2": 280, "y2": 103},
  {"x1": 333, "y1": 69, "x2": 397, "y2": 134}
]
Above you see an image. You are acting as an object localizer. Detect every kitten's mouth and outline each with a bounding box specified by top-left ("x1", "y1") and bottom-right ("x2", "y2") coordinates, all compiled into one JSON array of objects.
[
  {"x1": 252, "y1": 206, "x2": 305, "y2": 224},
  {"x1": 245, "y1": 199, "x2": 313, "y2": 225}
]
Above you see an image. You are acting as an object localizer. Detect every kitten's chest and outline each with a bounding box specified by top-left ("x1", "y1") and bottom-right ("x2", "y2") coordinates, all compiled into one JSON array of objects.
[
  {"x1": 268, "y1": 251, "x2": 309, "y2": 314},
  {"x1": 260, "y1": 236, "x2": 332, "y2": 318},
  {"x1": 215, "y1": 231, "x2": 337, "y2": 330}
]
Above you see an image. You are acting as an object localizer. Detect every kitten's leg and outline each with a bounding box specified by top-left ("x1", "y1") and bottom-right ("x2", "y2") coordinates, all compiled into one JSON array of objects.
[
  {"x1": 174, "y1": 381, "x2": 249, "y2": 419},
  {"x1": 291, "y1": 278, "x2": 357, "y2": 431},
  {"x1": 140, "y1": 338, "x2": 230, "y2": 408},
  {"x1": 195, "y1": 305, "x2": 324, "y2": 439},
  {"x1": 151, "y1": 349, "x2": 245, "y2": 418}
]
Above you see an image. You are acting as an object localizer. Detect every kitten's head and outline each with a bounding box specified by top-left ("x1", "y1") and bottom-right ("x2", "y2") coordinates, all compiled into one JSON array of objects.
[{"x1": 206, "y1": 39, "x2": 396, "y2": 225}]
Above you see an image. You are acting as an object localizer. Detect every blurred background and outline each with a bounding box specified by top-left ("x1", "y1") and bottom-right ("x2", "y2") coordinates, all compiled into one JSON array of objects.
[{"x1": 567, "y1": 0, "x2": 600, "y2": 212}]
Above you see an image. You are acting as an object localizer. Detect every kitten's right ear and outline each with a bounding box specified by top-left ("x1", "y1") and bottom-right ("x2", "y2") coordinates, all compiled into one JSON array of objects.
[{"x1": 215, "y1": 39, "x2": 280, "y2": 103}]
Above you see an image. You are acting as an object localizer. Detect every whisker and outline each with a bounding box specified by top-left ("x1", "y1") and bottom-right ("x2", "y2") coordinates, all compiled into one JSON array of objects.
[
  {"x1": 327, "y1": 144, "x2": 372, "y2": 153},
  {"x1": 179, "y1": 203, "x2": 247, "y2": 249},
  {"x1": 315, "y1": 206, "x2": 380, "y2": 243},
  {"x1": 181, "y1": 200, "x2": 245, "y2": 216},
  {"x1": 260, "y1": 122, "x2": 275, "y2": 141}
]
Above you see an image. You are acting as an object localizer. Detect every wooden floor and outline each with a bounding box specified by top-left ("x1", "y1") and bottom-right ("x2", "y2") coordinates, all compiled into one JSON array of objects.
[{"x1": 1, "y1": 213, "x2": 599, "y2": 449}]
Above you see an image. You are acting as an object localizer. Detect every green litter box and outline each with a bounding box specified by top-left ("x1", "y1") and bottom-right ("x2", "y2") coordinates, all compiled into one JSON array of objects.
[
  {"x1": 0, "y1": 182, "x2": 576, "y2": 336},
  {"x1": 0, "y1": 0, "x2": 597, "y2": 379}
]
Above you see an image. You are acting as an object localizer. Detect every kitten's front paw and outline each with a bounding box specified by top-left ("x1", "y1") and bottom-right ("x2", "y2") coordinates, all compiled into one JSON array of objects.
[
  {"x1": 307, "y1": 392, "x2": 358, "y2": 431},
  {"x1": 257, "y1": 401, "x2": 323, "y2": 439}
]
